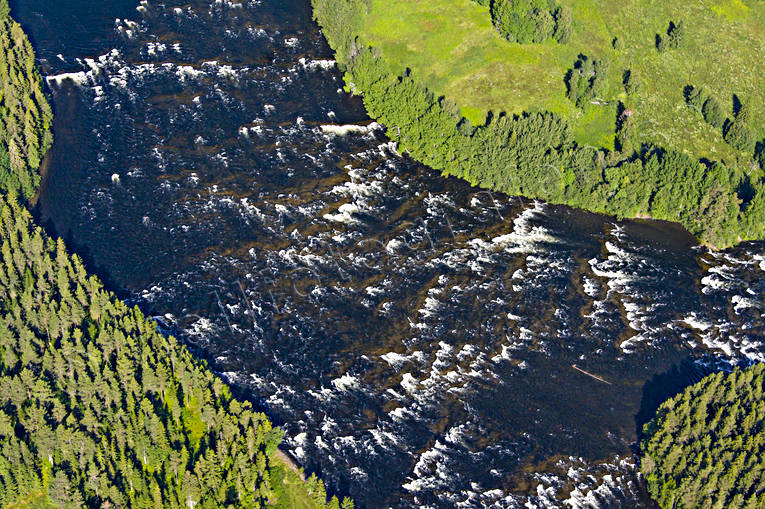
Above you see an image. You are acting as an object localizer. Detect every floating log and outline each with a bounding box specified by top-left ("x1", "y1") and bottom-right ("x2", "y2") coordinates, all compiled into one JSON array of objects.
[{"x1": 572, "y1": 364, "x2": 612, "y2": 385}]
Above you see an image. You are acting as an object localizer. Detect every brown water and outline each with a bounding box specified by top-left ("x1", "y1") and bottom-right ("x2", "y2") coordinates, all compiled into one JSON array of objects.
[{"x1": 15, "y1": 0, "x2": 765, "y2": 506}]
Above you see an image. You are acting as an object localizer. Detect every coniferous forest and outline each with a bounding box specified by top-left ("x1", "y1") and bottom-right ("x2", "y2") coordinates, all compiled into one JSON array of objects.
[
  {"x1": 1, "y1": 0, "x2": 764, "y2": 507},
  {"x1": 0, "y1": 196, "x2": 275, "y2": 507},
  {"x1": 0, "y1": 196, "x2": 354, "y2": 508},
  {"x1": 311, "y1": 0, "x2": 765, "y2": 506},
  {"x1": 311, "y1": 0, "x2": 765, "y2": 248},
  {"x1": 0, "y1": 2, "x2": 349, "y2": 507},
  {"x1": 0, "y1": 2, "x2": 52, "y2": 200},
  {"x1": 641, "y1": 364, "x2": 765, "y2": 508}
]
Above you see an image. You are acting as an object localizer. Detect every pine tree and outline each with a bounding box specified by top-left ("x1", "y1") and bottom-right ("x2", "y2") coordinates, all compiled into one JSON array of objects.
[
  {"x1": 702, "y1": 96, "x2": 726, "y2": 128},
  {"x1": 667, "y1": 21, "x2": 684, "y2": 49},
  {"x1": 553, "y1": 5, "x2": 573, "y2": 43},
  {"x1": 724, "y1": 120, "x2": 755, "y2": 152}
]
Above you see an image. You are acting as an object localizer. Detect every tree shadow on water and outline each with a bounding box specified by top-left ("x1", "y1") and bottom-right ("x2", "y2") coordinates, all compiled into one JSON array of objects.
[{"x1": 634, "y1": 357, "x2": 715, "y2": 442}]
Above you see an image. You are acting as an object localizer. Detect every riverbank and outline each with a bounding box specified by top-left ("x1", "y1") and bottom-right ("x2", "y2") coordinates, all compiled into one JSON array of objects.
[
  {"x1": 0, "y1": 1, "x2": 347, "y2": 506},
  {"x1": 0, "y1": 0, "x2": 53, "y2": 200},
  {"x1": 311, "y1": 0, "x2": 765, "y2": 249}
]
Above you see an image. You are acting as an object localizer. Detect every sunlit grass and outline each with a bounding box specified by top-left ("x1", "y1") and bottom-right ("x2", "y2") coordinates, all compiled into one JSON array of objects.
[
  {"x1": 269, "y1": 456, "x2": 319, "y2": 509},
  {"x1": 4, "y1": 493, "x2": 56, "y2": 509},
  {"x1": 359, "y1": 0, "x2": 765, "y2": 161}
]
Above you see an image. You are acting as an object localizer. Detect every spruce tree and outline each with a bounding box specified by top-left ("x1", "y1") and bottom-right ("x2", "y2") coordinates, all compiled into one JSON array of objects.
[{"x1": 702, "y1": 96, "x2": 726, "y2": 128}]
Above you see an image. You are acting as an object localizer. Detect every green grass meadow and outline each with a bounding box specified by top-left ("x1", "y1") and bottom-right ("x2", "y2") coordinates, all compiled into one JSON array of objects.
[
  {"x1": 359, "y1": 0, "x2": 765, "y2": 160},
  {"x1": 268, "y1": 457, "x2": 319, "y2": 509}
]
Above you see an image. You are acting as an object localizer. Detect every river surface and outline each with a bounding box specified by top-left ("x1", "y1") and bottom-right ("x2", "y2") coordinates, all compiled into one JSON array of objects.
[{"x1": 13, "y1": 0, "x2": 765, "y2": 507}]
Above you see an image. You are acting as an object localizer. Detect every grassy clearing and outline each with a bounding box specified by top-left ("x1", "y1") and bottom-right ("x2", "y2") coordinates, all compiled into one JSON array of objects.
[
  {"x1": 358, "y1": 0, "x2": 765, "y2": 161},
  {"x1": 269, "y1": 455, "x2": 320, "y2": 509},
  {"x1": 3, "y1": 493, "x2": 56, "y2": 509}
]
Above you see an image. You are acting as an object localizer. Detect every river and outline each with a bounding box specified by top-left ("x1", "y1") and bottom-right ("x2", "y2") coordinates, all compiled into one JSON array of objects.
[{"x1": 13, "y1": 0, "x2": 765, "y2": 507}]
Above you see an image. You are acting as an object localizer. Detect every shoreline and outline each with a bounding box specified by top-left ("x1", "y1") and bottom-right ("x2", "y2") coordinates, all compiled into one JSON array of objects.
[
  {"x1": 273, "y1": 448, "x2": 307, "y2": 481},
  {"x1": 0, "y1": 3, "x2": 347, "y2": 506},
  {"x1": 311, "y1": 0, "x2": 765, "y2": 250}
]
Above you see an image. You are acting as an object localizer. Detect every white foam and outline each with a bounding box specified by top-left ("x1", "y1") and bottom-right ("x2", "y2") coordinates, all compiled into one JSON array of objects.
[
  {"x1": 400, "y1": 373, "x2": 420, "y2": 394},
  {"x1": 682, "y1": 314, "x2": 713, "y2": 331},
  {"x1": 582, "y1": 277, "x2": 599, "y2": 297},
  {"x1": 381, "y1": 352, "x2": 409, "y2": 370},
  {"x1": 323, "y1": 203, "x2": 362, "y2": 224},
  {"x1": 732, "y1": 294, "x2": 760, "y2": 313},
  {"x1": 46, "y1": 71, "x2": 89, "y2": 87},
  {"x1": 418, "y1": 296, "x2": 442, "y2": 318},
  {"x1": 320, "y1": 122, "x2": 380, "y2": 136},
  {"x1": 298, "y1": 57, "x2": 336, "y2": 71},
  {"x1": 331, "y1": 374, "x2": 359, "y2": 392}
]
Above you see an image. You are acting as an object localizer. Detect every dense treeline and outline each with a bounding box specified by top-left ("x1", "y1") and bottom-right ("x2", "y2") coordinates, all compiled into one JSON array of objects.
[
  {"x1": 641, "y1": 364, "x2": 765, "y2": 508},
  {"x1": 0, "y1": 7, "x2": 349, "y2": 508},
  {"x1": 565, "y1": 54, "x2": 608, "y2": 108},
  {"x1": 686, "y1": 86, "x2": 759, "y2": 154},
  {"x1": 725, "y1": 100, "x2": 757, "y2": 153},
  {"x1": 470, "y1": 0, "x2": 572, "y2": 44},
  {"x1": 491, "y1": 0, "x2": 572, "y2": 44},
  {"x1": 0, "y1": 195, "x2": 351, "y2": 508},
  {"x1": 0, "y1": 0, "x2": 53, "y2": 200},
  {"x1": 313, "y1": 0, "x2": 765, "y2": 248}
]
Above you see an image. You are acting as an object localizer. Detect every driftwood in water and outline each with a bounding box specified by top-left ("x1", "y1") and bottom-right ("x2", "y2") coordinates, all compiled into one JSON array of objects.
[{"x1": 571, "y1": 364, "x2": 612, "y2": 385}]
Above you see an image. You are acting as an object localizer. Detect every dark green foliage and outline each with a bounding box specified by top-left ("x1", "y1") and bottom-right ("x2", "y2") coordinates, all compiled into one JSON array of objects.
[
  {"x1": 343, "y1": 47, "x2": 750, "y2": 245},
  {"x1": 702, "y1": 95, "x2": 726, "y2": 128},
  {"x1": 735, "y1": 98, "x2": 753, "y2": 125},
  {"x1": 491, "y1": 0, "x2": 566, "y2": 44},
  {"x1": 623, "y1": 69, "x2": 640, "y2": 95},
  {"x1": 667, "y1": 20, "x2": 684, "y2": 49},
  {"x1": 656, "y1": 20, "x2": 684, "y2": 52},
  {"x1": 645, "y1": 150, "x2": 738, "y2": 242},
  {"x1": 685, "y1": 85, "x2": 707, "y2": 112},
  {"x1": 744, "y1": 179, "x2": 765, "y2": 240},
  {"x1": 0, "y1": 142, "x2": 9, "y2": 178},
  {"x1": 565, "y1": 55, "x2": 608, "y2": 108},
  {"x1": 615, "y1": 109, "x2": 635, "y2": 154},
  {"x1": 552, "y1": 5, "x2": 573, "y2": 44},
  {"x1": 724, "y1": 119, "x2": 756, "y2": 152},
  {"x1": 312, "y1": 0, "x2": 765, "y2": 247},
  {"x1": 723, "y1": 98, "x2": 757, "y2": 152},
  {"x1": 0, "y1": 194, "x2": 354, "y2": 508},
  {"x1": 0, "y1": 197, "x2": 352, "y2": 508},
  {"x1": 641, "y1": 364, "x2": 765, "y2": 509},
  {"x1": 345, "y1": 44, "x2": 571, "y2": 200},
  {"x1": 687, "y1": 88, "x2": 758, "y2": 155},
  {"x1": 310, "y1": 0, "x2": 369, "y2": 65},
  {"x1": 0, "y1": 0, "x2": 53, "y2": 200},
  {"x1": 0, "y1": 12, "x2": 349, "y2": 508}
]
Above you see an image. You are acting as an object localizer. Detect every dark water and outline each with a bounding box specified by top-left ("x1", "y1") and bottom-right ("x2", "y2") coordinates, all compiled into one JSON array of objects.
[{"x1": 15, "y1": 0, "x2": 765, "y2": 506}]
